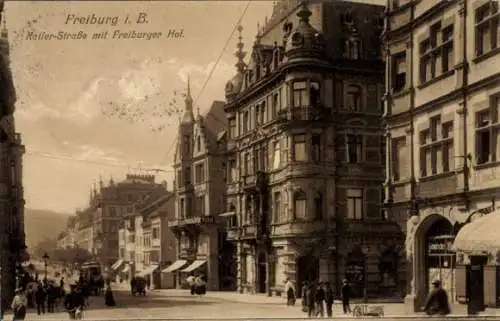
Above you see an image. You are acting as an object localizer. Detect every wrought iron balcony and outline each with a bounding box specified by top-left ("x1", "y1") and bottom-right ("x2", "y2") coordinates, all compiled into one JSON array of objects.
[
  {"x1": 277, "y1": 107, "x2": 330, "y2": 127},
  {"x1": 167, "y1": 215, "x2": 216, "y2": 228}
]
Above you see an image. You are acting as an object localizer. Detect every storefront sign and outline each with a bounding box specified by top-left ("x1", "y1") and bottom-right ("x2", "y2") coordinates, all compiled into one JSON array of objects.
[
  {"x1": 427, "y1": 235, "x2": 455, "y2": 255},
  {"x1": 183, "y1": 216, "x2": 215, "y2": 225}
]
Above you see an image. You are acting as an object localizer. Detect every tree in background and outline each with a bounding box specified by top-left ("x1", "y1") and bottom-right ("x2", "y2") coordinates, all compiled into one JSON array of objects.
[{"x1": 32, "y1": 238, "x2": 92, "y2": 265}]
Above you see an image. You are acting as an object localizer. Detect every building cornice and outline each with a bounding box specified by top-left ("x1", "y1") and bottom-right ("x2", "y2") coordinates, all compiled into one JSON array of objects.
[
  {"x1": 385, "y1": 0, "x2": 455, "y2": 40},
  {"x1": 386, "y1": 72, "x2": 500, "y2": 123}
]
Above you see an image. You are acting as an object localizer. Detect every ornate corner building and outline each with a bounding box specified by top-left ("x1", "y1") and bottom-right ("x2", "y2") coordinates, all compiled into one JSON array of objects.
[
  {"x1": 0, "y1": 1, "x2": 26, "y2": 311},
  {"x1": 384, "y1": 0, "x2": 500, "y2": 312},
  {"x1": 168, "y1": 81, "x2": 237, "y2": 291},
  {"x1": 223, "y1": 0, "x2": 404, "y2": 299}
]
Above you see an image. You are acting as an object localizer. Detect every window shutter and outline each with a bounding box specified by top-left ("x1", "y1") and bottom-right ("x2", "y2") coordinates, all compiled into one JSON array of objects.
[{"x1": 365, "y1": 187, "x2": 381, "y2": 219}]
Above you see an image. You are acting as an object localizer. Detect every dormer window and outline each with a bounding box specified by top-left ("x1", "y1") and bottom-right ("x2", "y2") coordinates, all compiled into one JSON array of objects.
[
  {"x1": 292, "y1": 32, "x2": 304, "y2": 46},
  {"x1": 343, "y1": 10, "x2": 354, "y2": 25}
]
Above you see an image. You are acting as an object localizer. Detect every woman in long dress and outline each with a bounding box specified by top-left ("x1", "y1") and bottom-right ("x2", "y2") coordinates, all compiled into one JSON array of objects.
[
  {"x1": 104, "y1": 285, "x2": 116, "y2": 307},
  {"x1": 11, "y1": 287, "x2": 27, "y2": 320}
]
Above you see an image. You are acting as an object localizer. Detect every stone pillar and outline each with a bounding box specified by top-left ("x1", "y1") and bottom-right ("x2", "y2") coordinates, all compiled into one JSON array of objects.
[
  {"x1": 237, "y1": 242, "x2": 244, "y2": 293},
  {"x1": 207, "y1": 230, "x2": 219, "y2": 291}
]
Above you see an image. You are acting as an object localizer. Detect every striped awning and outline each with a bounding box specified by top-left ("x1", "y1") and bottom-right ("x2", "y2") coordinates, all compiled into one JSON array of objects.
[
  {"x1": 162, "y1": 260, "x2": 187, "y2": 273},
  {"x1": 453, "y1": 209, "x2": 500, "y2": 254}
]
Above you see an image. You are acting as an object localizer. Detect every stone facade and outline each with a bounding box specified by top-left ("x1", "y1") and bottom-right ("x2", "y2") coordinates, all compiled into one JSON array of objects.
[
  {"x1": 384, "y1": 0, "x2": 500, "y2": 312},
  {"x1": 0, "y1": 2, "x2": 26, "y2": 313},
  {"x1": 168, "y1": 82, "x2": 235, "y2": 291},
  {"x1": 89, "y1": 175, "x2": 166, "y2": 266},
  {"x1": 223, "y1": 1, "x2": 403, "y2": 299}
]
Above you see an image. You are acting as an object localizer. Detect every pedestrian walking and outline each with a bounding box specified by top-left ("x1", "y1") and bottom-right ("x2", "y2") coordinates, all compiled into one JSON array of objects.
[
  {"x1": 341, "y1": 279, "x2": 351, "y2": 314},
  {"x1": 46, "y1": 283, "x2": 55, "y2": 313},
  {"x1": 300, "y1": 282, "x2": 308, "y2": 312},
  {"x1": 104, "y1": 285, "x2": 116, "y2": 307},
  {"x1": 324, "y1": 282, "x2": 334, "y2": 317},
  {"x1": 11, "y1": 287, "x2": 27, "y2": 321},
  {"x1": 284, "y1": 278, "x2": 296, "y2": 306},
  {"x1": 305, "y1": 283, "x2": 315, "y2": 318},
  {"x1": 187, "y1": 274, "x2": 196, "y2": 295},
  {"x1": 314, "y1": 282, "x2": 325, "y2": 318},
  {"x1": 423, "y1": 280, "x2": 451, "y2": 316},
  {"x1": 35, "y1": 282, "x2": 46, "y2": 315}
]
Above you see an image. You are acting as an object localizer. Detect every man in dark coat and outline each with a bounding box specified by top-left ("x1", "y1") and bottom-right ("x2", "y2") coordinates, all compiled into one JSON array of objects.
[
  {"x1": 314, "y1": 282, "x2": 325, "y2": 317},
  {"x1": 341, "y1": 279, "x2": 352, "y2": 314},
  {"x1": 424, "y1": 280, "x2": 451, "y2": 315},
  {"x1": 35, "y1": 281, "x2": 46, "y2": 315},
  {"x1": 64, "y1": 284, "x2": 85, "y2": 320},
  {"x1": 324, "y1": 282, "x2": 334, "y2": 317},
  {"x1": 46, "y1": 283, "x2": 55, "y2": 313},
  {"x1": 305, "y1": 283, "x2": 316, "y2": 318}
]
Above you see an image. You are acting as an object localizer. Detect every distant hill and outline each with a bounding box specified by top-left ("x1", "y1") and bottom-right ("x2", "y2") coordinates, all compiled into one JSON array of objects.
[{"x1": 24, "y1": 208, "x2": 70, "y2": 249}]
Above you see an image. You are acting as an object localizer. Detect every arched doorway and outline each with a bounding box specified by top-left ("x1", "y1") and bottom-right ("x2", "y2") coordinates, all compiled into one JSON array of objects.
[
  {"x1": 296, "y1": 255, "x2": 319, "y2": 296},
  {"x1": 425, "y1": 217, "x2": 456, "y2": 301},
  {"x1": 413, "y1": 214, "x2": 456, "y2": 306}
]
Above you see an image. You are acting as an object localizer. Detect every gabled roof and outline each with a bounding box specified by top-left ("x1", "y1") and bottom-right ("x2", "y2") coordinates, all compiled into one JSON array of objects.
[{"x1": 196, "y1": 100, "x2": 226, "y2": 152}]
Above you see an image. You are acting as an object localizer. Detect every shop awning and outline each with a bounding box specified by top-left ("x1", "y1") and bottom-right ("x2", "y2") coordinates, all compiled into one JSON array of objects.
[
  {"x1": 453, "y1": 210, "x2": 500, "y2": 254},
  {"x1": 219, "y1": 211, "x2": 236, "y2": 217},
  {"x1": 111, "y1": 259, "x2": 124, "y2": 270},
  {"x1": 136, "y1": 264, "x2": 159, "y2": 277},
  {"x1": 122, "y1": 265, "x2": 130, "y2": 273},
  {"x1": 162, "y1": 260, "x2": 187, "y2": 273},
  {"x1": 180, "y1": 260, "x2": 207, "y2": 273}
]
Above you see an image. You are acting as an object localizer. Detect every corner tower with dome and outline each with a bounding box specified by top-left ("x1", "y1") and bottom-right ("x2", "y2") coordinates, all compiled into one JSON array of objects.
[{"x1": 222, "y1": 0, "x2": 405, "y2": 299}]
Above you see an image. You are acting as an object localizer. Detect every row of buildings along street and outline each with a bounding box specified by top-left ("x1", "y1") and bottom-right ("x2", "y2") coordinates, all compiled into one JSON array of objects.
[{"x1": 15, "y1": 0, "x2": 500, "y2": 314}]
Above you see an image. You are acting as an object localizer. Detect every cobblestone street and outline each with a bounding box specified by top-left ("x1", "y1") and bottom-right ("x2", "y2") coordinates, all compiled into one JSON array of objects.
[{"x1": 4, "y1": 286, "x2": 500, "y2": 320}]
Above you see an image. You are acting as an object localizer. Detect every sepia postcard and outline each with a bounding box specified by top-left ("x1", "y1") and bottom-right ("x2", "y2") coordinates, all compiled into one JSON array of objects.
[{"x1": 0, "y1": 0, "x2": 499, "y2": 320}]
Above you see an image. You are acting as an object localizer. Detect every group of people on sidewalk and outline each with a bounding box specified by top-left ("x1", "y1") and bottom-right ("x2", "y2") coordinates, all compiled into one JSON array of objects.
[
  {"x1": 8, "y1": 276, "x2": 117, "y2": 320},
  {"x1": 284, "y1": 278, "x2": 352, "y2": 318},
  {"x1": 281, "y1": 277, "x2": 451, "y2": 318}
]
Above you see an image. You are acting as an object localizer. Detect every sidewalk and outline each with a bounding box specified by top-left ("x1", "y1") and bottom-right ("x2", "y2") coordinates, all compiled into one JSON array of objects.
[{"x1": 153, "y1": 288, "x2": 500, "y2": 318}]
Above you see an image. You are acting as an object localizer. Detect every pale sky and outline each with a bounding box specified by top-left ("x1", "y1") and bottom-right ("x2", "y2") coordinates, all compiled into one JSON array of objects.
[{"x1": 7, "y1": 0, "x2": 384, "y2": 214}]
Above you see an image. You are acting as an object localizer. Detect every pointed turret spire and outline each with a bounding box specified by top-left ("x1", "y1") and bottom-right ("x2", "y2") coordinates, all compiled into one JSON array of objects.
[
  {"x1": 181, "y1": 75, "x2": 194, "y2": 123},
  {"x1": 99, "y1": 175, "x2": 104, "y2": 190},
  {"x1": 297, "y1": 0, "x2": 312, "y2": 24},
  {"x1": 109, "y1": 175, "x2": 114, "y2": 185},
  {"x1": 234, "y1": 25, "x2": 246, "y2": 73}
]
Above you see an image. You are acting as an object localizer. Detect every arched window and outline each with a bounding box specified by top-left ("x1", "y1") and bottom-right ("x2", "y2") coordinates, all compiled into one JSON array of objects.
[
  {"x1": 293, "y1": 190, "x2": 307, "y2": 220},
  {"x1": 346, "y1": 85, "x2": 362, "y2": 111},
  {"x1": 274, "y1": 192, "x2": 281, "y2": 223},
  {"x1": 314, "y1": 191, "x2": 323, "y2": 220}
]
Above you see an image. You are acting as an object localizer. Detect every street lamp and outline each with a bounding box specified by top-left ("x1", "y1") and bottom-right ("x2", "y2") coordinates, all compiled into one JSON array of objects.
[{"x1": 42, "y1": 252, "x2": 49, "y2": 279}]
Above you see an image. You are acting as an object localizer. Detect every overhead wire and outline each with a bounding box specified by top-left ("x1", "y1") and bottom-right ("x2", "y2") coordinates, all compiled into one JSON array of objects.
[
  {"x1": 159, "y1": 0, "x2": 252, "y2": 166},
  {"x1": 26, "y1": 150, "x2": 174, "y2": 174}
]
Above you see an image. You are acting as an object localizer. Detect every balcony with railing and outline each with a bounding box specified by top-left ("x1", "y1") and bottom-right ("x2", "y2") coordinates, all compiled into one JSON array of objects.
[
  {"x1": 167, "y1": 214, "x2": 216, "y2": 228},
  {"x1": 277, "y1": 106, "x2": 330, "y2": 128}
]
